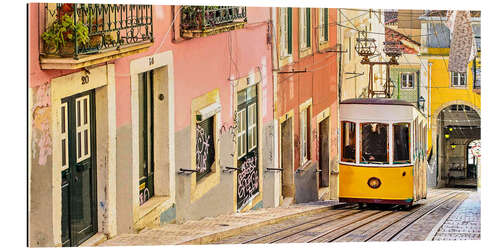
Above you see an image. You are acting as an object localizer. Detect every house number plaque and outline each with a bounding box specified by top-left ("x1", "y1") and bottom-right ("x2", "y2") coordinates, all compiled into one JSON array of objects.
[{"x1": 81, "y1": 75, "x2": 89, "y2": 85}]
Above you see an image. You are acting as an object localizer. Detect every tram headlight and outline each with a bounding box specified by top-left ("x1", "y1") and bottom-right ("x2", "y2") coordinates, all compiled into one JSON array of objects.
[{"x1": 367, "y1": 177, "x2": 381, "y2": 189}]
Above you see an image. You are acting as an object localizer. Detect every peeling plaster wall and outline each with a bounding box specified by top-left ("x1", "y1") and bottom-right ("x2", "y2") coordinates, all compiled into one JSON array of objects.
[
  {"x1": 29, "y1": 82, "x2": 54, "y2": 247},
  {"x1": 262, "y1": 121, "x2": 280, "y2": 208}
]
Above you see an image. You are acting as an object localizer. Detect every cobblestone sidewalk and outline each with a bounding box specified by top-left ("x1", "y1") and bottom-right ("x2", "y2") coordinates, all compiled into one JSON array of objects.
[
  {"x1": 432, "y1": 191, "x2": 480, "y2": 240},
  {"x1": 99, "y1": 201, "x2": 344, "y2": 246}
]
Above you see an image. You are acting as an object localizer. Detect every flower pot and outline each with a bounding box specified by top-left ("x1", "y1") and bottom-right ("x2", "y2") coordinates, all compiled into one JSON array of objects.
[
  {"x1": 89, "y1": 35, "x2": 102, "y2": 48},
  {"x1": 60, "y1": 42, "x2": 75, "y2": 57}
]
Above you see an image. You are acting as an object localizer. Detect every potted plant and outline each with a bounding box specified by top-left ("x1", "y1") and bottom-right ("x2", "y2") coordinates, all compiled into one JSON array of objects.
[{"x1": 42, "y1": 14, "x2": 89, "y2": 56}]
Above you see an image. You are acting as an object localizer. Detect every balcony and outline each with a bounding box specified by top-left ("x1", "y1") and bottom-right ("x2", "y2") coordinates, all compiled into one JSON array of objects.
[
  {"x1": 39, "y1": 3, "x2": 153, "y2": 69},
  {"x1": 180, "y1": 6, "x2": 247, "y2": 39}
]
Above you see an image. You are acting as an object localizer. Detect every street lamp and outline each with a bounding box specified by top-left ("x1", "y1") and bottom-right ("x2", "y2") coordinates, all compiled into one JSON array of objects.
[{"x1": 418, "y1": 96, "x2": 425, "y2": 110}]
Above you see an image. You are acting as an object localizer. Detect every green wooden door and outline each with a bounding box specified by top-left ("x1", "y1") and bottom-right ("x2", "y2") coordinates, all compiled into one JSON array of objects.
[
  {"x1": 236, "y1": 85, "x2": 259, "y2": 210},
  {"x1": 60, "y1": 90, "x2": 97, "y2": 247}
]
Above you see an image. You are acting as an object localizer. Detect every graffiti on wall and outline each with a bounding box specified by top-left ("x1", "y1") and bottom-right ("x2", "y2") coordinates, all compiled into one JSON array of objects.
[
  {"x1": 237, "y1": 155, "x2": 259, "y2": 208},
  {"x1": 219, "y1": 113, "x2": 239, "y2": 143},
  {"x1": 312, "y1": 128, "x2": 319, "y2": 161},
  {"x1": 32, "y1": 82, "x2": 52, "y2": 166},
  {"x1": 196, "y1": 124, "x2": 212, "y2": 173},
  {"x1": 139, "y1": 187, "x2": 150, "y2": 206}
]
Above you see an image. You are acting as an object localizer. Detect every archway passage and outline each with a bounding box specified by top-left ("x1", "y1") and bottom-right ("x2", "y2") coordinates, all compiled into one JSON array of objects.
[{"x1": 436, "y1": 104, "x2": 480, "y2": 188}]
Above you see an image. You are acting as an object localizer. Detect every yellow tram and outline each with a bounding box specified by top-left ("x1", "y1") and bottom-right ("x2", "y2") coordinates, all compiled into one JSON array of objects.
[{"x1": 338, "y1": 98, "x2": 427, "y2": 206}]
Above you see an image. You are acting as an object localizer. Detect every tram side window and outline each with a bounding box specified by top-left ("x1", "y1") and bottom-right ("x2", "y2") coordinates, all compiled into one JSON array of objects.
[
  {"x1": 341, "y1": 121, "x2": 356, "y2": 162},
  {"x1": 394, "y1": 123, "x2": 410, "y2": 163},
  {"x1": 361, "y1": 123, "x2": 388, "y2": 163}
]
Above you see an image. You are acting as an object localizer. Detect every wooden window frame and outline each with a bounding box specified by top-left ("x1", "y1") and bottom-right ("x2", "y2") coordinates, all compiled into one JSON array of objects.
[
  {"x1": 393, "y1": 122, "x2": 411, "y2": 164},
  {"x1": 341, "y1": 120, "x2": 356, "y2": 163}
]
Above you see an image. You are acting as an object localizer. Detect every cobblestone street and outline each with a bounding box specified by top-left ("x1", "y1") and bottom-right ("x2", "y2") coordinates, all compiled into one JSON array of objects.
[
  {"x1": 98, "y1": 189, "x2": 480, "y2": 246},
  {"x1": 432, "y1": 190, "x2": 480, "y2": 240}
]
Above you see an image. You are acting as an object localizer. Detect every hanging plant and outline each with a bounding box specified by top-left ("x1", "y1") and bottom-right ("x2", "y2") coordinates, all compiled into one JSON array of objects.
[{"x1": 42, "y1": 14, "x2": 89, "y2": 55}]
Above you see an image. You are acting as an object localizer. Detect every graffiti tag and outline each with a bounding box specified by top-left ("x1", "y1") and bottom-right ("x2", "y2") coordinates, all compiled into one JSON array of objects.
[
  {"x1": 196, "y1": 124, "x2": 212, "y2": 173},
  {"x1": 237, "y1": 155, "x2": 259, "y2": 208}
]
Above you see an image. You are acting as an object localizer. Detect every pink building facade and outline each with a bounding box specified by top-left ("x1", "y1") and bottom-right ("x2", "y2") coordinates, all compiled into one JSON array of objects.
[{"x1": 29, "y1": 4, "x2": 275, "y2": 247}]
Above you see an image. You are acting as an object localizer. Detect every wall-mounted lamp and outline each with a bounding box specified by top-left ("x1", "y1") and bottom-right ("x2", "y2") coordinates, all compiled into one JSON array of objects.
[
  {"x1": 451, "y1": 143, "x2": 457, "y2": 150},
  {"x1": 445, "y1": 134, "x2": 450, "y2": 139},
  {"x1": 418, "y1": 96, "x2": 425, "y2": 110}
]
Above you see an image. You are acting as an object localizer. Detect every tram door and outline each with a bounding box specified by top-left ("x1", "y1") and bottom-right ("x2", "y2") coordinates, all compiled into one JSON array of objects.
[
  {"x1": 318, "y1": 118, "x2": 329, "y2": 187},
  {"x1": 61, "y1": 90, "x2": 97, "y2": 247}
]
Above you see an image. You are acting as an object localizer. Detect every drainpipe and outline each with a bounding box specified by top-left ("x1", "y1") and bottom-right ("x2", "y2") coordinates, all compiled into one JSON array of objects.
[
  {"x1": 337, "y1": 9, "x2": 343, "y2": 102},
  {"x1": 417, "y1": 70, "x2": 420, "y2": 109},
  {"x1": 270, "y1": 7, "x2": 280, "y2": 207}
]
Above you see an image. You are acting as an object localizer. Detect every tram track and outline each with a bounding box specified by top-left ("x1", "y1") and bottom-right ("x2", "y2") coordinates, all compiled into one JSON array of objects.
[
  {"x1": 307, "y1": 191, "x2": 461, "y2": 243},
  {"x1": 211, "y1": 190, "x2": 468, "y2": 244},
  {"x1": 337, "y1": 191, "x2": 465, "y2": 242}
]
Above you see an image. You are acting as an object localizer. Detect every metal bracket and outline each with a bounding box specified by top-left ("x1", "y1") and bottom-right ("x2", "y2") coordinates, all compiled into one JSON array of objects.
[
  {"x1": 345, "y1": 72, "x2": 364, "y2": 80},
  {"x1": 314, "y1": 169, "x2": 322, "y2": 173},
  {"x1": 278, "y1": 69, "x2": 307, "y2": 74},
  {"x1": 266, "y1": 167, "x2": 284, "y2": 173},
  {"x1": 177, "y1": 168, "x2": 199, "y2": 175},
  {"x1": 296, "y1": 169, "x2": 305, "y2": 174},
  {"x1": 223, "y1": 166, "x2": 241, "y2": 173},
  {"x1": 323, "y1": 49, "x2": 347, "y2": 53},
  {"x1": 331, "y1": 170, "x2": 340, "y2": 175}
]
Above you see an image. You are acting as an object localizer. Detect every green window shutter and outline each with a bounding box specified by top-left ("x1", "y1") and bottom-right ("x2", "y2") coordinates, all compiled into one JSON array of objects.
[
  {"x1": 306, "y1": 8, "x2": 311, "y2": 48},
  {"x1": 287, "y1": 8, "x2": 292, "y2": 54},
  {"x1": 324, "y1": 8, "x2": 329, "y2": 41}
]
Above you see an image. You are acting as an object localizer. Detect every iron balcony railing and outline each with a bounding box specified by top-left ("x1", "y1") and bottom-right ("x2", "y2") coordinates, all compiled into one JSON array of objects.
[
  {"x1": 180, "y1": 6, "x2": 246, "y2": 37},
  {"x1": 41, "y1": 3, "x2": 153, "y2": 58}
]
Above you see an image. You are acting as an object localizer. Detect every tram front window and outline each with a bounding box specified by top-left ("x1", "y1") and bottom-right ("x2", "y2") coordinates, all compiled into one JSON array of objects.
[
  {"x1": 361, "y1": 123, "x2": 388, "y2": 163},
  {"x1": 393, "y1": 123, "x2": 410, "y2": 163}
]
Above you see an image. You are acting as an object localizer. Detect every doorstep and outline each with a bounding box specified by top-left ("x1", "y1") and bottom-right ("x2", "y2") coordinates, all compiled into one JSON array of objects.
[{"x1": 79, "y1": 232, "x2": 107, "y2": 247}]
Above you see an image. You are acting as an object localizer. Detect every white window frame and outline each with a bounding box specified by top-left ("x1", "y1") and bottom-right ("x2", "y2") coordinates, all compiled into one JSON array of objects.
[
  {"x1": 318, "y1": 8, "x2": 327, "y2": 43},
  {"x1": 279, "y1": 7, "x2": 290, "y2": 58},
  {"x1": 247, "y1": 103, "x2": 257, "y2": 152},
  {"x1": 60, "y1": 102, "x2": 69, "y2": 170},
  {"x1": 299, "y1": 8, "x2": 310, "y2": 50},
  {"x1": 75, "y1": 95, "x2": 91, "y2": 163},
  {"x1": 299, "y1": 106, "x2": 311, "y2": 165},
  {"x1": 451, "y1": 71, "x2": 467, "y2": 87},
  {"x1": 237, "y1": 109, "x2": 247, "y2": 159},
  {"x1": 401, "y1": 72, "x2": 415, "y2": 89}
]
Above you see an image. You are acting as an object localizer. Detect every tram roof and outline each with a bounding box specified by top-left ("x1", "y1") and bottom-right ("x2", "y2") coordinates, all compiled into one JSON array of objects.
[{"x1": 340, "y1": 98, "x2": 415, "y2": 107}]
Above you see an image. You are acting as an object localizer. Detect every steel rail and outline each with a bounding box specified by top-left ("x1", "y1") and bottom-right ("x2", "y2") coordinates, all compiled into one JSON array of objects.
[
  {"x1": 364, "y1": 191, "x2": 464, "y2": 241},
  {"x1": 239, "y1": 204, "x2": 359, "y2": 244},
  {"x1": 308, "y1": 191, "x2": 459, "y2": 242},
  {"x1": 385, "y1": 193, "x2": 468, "y2": 241}
]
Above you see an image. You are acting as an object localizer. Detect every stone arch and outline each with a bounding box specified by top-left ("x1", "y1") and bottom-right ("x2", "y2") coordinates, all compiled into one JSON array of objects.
[{"x1": 429, "y1": 100, "x2": 480, "y2": 188}]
